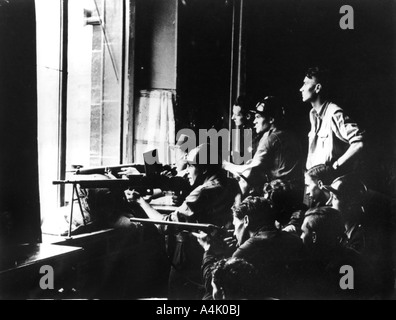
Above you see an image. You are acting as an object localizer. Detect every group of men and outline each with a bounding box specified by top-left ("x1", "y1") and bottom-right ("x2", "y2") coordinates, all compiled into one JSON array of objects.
[{"x1": 123, "y1": 67, "x2": 393, "y2": 300}]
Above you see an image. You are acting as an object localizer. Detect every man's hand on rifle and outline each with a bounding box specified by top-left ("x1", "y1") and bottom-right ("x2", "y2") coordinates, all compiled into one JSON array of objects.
[
  {"x1": 118, "y1": 167, "x2": 141, "y2": 178},
  {"x1": 192, "y1": 230, "x2": 231, "y2": 256},
  {"x1": 223, "y1": 230, "x2": 237, "y2": 251},
  {"x1": 124, "y1": 189, "x2": 143, "y2": 204}
]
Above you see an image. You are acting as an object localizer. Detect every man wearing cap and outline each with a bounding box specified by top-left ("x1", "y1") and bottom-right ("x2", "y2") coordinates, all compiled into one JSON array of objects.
[
  {"x1": 124, "y1": 143, "x2": 239, "y2": 300},
  {"x1": 323, "y1": 174, "x2": 394, "y2": 298},
  {"x1": 300, "y1": 67, "x2": 365, "y2": 173},
  {"x1": 223, "y1": 96, "x2": 303, "y2": 197},
  {"x1": 322, "y1": 174, "x2": 368, "y2": 252},
  {"x1": 299, "y1": 206, "x2": 379, "y2": 299}
]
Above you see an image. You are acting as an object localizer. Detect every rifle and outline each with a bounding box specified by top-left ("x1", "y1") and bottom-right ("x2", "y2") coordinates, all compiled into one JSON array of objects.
[
  {"x1": 130, "y1": 217, "x2": 228, "y2": 238},
  {"x1": 53, "y1": 173, "x2": 190, "y2": 196}
]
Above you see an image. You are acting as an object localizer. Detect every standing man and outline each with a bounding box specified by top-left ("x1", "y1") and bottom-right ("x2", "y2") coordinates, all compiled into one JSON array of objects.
[
  {"x1": 300, "y1": 67, "x2": 365, "y2": 173},
  {"x1": 231, "y1": 95, "x2": 255, "y2": 161},
  {"x1": 231, "y1": 95, "x2": 253, "y2": 129},
  {"x1": 224, "y1": 96, "x2": 303, "y2": 197}
]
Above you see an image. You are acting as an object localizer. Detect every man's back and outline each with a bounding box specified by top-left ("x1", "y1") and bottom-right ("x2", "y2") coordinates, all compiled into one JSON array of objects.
[
  {"x1": 233, "y1": 227, "x2": 304, "y2": 299},
  {"x1": 252, "y1": 127, "x2": 303, "y2": 189},
  {"x1": 296, "y1": 245, "x2": 380, "y2": 300}
]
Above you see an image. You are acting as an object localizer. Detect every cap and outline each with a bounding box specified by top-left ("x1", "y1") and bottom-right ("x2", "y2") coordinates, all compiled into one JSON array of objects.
[
  {"x1": 176, "y1": 133, "x2": 189, "y2": 147},
  {"x1": 322, "y1": 174, "x2": 367, "y2": 201},
  {"x1": 186, "y1": 143, "x2": 209, "y2": 165},
  {"x1": 185, "y1": 143, "x2": 223, "y2": 167},
  {"x1": 249, "y1": 96, "x2": 285, "y2": 122}
]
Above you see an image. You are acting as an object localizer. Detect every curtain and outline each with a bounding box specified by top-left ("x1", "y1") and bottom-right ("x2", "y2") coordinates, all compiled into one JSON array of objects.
[
  {"x1": 0, "y1": 0, "x2": 41, "y2": 244},
  {"x1": 134, "y1": 90, "x2": 176, "y2": 165}
]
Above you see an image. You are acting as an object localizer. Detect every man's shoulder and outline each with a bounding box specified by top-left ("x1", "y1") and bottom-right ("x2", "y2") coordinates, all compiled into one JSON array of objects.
[
  {"x1": 185, "y1": 174, "x2": 228, "y2": 201},
  {"x1": 271, "y1": 127, "x2": 299, "y2": 141},
  {"x1": 325, "y1": 101, "x2": 343, "y2": 115}
]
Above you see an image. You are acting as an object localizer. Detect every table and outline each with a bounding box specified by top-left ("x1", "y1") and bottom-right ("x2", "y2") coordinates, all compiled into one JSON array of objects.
[{"x1": 0, "y1": 243, "x2": 83, "y2": 299}]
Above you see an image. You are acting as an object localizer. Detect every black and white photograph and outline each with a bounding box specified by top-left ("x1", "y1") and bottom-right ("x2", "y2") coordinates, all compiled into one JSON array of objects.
[{"x1": 1, "y1": 0, "x2": 396, "y2": 304}]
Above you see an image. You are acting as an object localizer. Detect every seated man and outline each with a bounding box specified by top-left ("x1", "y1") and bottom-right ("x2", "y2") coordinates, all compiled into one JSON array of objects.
[
  {"x1": 211, "y1": 257, "x2": 259, "y2": 300},
  {"x1": 262, "y1": 179, "x2": 308, "y2": 230},
  {"x1": 304, "y1": 164, "x2": 336, "y2": 208},
  {"x1": 299, "y1": 206, "x2": 380, "y2": 299},
  {"x1": 283, "y1": 163, "x2": 336, "y2": 234},
  {"x1": 196, "y1": 196, "x2": 304, "y2": 300},
  {"x1": 223, "y1": 96, "x2": 303, "y2": 198},
  {"x1": 323, "y1": 174, "x2": 394, "y2": 299},
  {"x1": 125, "y1": 143, "x2": 240, "y2": 300}
]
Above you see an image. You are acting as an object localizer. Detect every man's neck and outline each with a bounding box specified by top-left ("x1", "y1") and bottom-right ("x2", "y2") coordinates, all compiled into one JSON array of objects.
[{"x1": 311, "y1": 97, "x2": 326, "y2": 112}]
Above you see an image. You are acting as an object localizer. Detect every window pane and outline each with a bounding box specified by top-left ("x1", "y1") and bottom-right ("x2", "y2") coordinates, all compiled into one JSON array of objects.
[
  {"x1": 67, "y1": 0, "x2": 124, "y2": 169},
  {"x1": 36, "y1": 0, "x2": 62, "y2": 219}
]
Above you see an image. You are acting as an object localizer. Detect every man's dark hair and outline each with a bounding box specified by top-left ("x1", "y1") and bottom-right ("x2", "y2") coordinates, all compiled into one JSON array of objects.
[
  {"x1": 304, "y1": 206, "x2": 344, "y2": 242},
  {"x1": 305, "y1": 66, "x2": 332, "y2": 95},
  {"x1": 212, "y1": 257, "x2": 258, "y2": 300},
  {"x1": 263, "y1": 179, "x2": 304, "y2": 225},
  {"x1": 234, "y1": 95, "x2": 254, "y2": 116},
  {"x1": 305, "y1": 164, "x2": 336, "y2": 185},
  {"x1": 232, "y1": 196, "x2": 275, "y2": 231}
]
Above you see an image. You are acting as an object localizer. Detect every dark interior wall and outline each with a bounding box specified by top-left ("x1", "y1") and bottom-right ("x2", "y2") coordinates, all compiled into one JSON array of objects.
[
  {"x1": 243, "y1": 0, "x2": 396, "y2": 195},
  {"x1": 134, "y1": 0, "x2": 396, "y2": 196},
  {"x1": 176, "y1": 0, "x2": 233, "y2": 132},
  {"x1": 135, "y1": 0, "x2": 178, "y2": 90},
  {"x1": 0, "y1": 0, "x2": 41, "y2": 244},
  {"x1": 171, "y1": 0, "x2": 396, "y2": 195}
]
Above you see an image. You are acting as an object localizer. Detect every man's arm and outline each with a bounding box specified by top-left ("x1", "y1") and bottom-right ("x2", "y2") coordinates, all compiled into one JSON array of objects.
[
  {"x1": 332, "y1": 141, "x2": 364, "y2": 170},
  {"x1": 223, "y1": 134, "x2": 271, "y2": 179},
  {"x1": 222, "y1": 158, "x2": 260, "y2": 176},
  {"x1": 124, "y1": 189, "x2": 168, "y2": 221},
  {"x1": 331, "y1": 108, "x2": 365, "y2": 171}
]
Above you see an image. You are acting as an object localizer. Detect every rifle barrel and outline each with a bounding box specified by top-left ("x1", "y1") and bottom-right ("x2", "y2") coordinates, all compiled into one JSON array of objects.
[{"x1": 130, "y1": 217, "x2": 220, "y2": 231}]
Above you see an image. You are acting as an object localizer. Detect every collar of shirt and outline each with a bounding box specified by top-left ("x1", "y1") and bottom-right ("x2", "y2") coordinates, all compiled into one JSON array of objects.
[
  {"x1": 264, "y1": 127, "x2": 277, "y2": 138},
  {"x1": 311, "y1": 100, "x2": 330, "y2": 120},
  {"x1": 325, "y1": 196, "x2": 332, "y2": 206},
  {"x1": 345, "y1": 223, "x2": 362, "y2": 239},
  {"x1": 253, "y1": 226, "x2": 278, "y2": 238}
]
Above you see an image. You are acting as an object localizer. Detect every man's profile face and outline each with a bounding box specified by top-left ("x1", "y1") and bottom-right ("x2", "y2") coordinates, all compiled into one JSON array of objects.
[
  {"x1": 300, "y1": 218, "x2": 314, "y2": 247},
  {"x1": 231, "y1": 105, "x2": 245, "y2": 127},
  {"x1": 253, "y1": 113, "x2": 271, "y2": 134},
  {"x1": 232, "y1": 215, "x2": 248, "y2": 246},
  {"x1": 305, "y1": 174, "x2": 322, "y2": 204},
  {"x1": 300, "y1": 76, "x2": 318, "y2": 102},
  {"x1": 186, "y1": 163, "x2": 202, "y2": 186}
]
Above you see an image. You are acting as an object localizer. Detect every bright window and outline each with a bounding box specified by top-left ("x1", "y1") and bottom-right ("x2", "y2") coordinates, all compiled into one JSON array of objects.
[{"x1": 37, "y1": 0, "x2": 128, "y2": 221}]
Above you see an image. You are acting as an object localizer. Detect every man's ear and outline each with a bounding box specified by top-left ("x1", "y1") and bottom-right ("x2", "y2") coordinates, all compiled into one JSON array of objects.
[
  {"x1": 312, "y1": 231, "x2": 317, "y2": 244},
  {"x1": 318, "y1": 180, "x2": 324, "y2": 189},
  {"x1": 243, "y1": 215, "x2": 249, "y2": 227},
  {"x1": 269, "y1": 117, "x2": 275, "y2": 124},
  {"x1": 315, "y1": 83, "x2": 322, "y2": 93}
]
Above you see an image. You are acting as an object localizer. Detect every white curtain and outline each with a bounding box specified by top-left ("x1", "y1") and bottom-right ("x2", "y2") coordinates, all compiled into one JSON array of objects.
[{"x1": 134, "y1": 90, "x2": 176, "y2": 165}]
